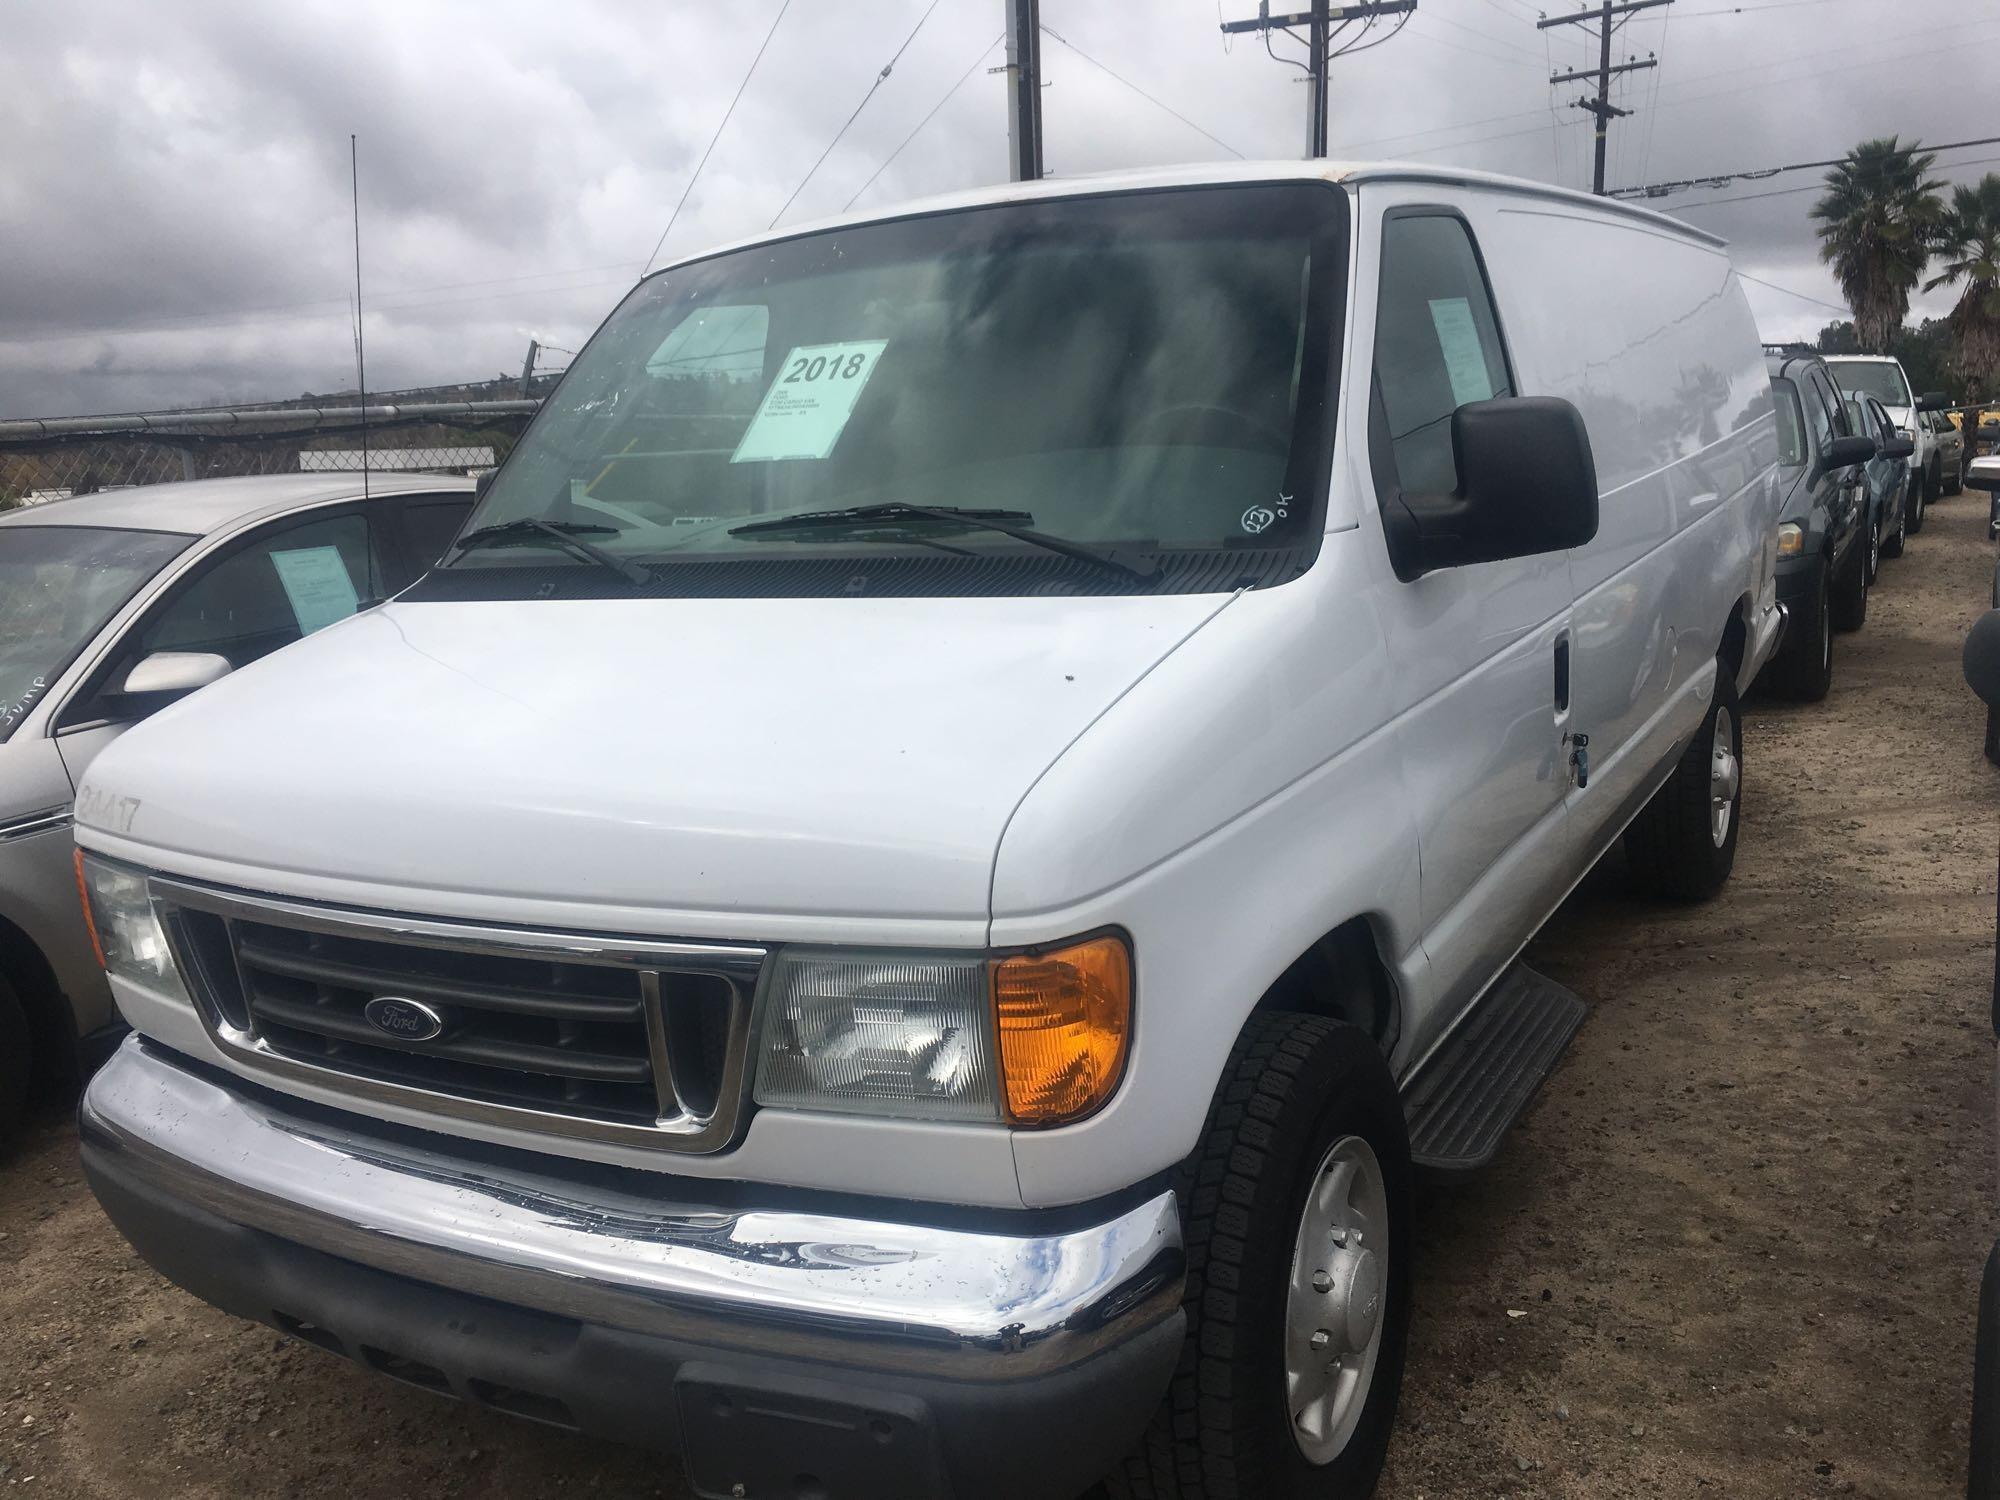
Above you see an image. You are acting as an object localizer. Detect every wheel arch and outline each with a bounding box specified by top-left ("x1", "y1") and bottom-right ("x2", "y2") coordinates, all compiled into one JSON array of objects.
[
  {"x1": 1250, "y1": 915, "x2": 1402, "y2": 1057},
  {"x1": 0, "y1": 910, "x2": 76, "y2": 1082},
  {"x1": 1720, "y1": 593, "x2": 1751, "y2": 686}
]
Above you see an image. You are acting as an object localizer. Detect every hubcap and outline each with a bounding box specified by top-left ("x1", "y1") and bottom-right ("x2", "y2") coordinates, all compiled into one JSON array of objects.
[
  {"x1": 1709, "y1": 705, "x2": 1739, "y2": 847},
  {"x1": 1285, "y1": 1135, "x2": 1389, "y2": 1466}
]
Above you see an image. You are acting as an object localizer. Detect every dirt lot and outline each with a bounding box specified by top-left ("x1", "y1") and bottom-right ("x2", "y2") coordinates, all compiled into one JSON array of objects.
[{"x1": 2, "y1": 492, "x2": 1996, "y2": 1500}]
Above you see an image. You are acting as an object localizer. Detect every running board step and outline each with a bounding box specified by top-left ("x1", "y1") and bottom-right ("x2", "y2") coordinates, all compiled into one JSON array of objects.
[{"x1": 1402, "y1": 965, "x2": 1587, "y2": 1176}]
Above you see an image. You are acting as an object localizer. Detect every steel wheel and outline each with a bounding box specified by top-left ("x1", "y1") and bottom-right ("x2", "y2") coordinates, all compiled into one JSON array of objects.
[
  {"x1": 1709, "y1": 705, "x2": 1740, "y2": 848},
  {"x1": 1285, "y1": 1134, "x2": 1389, "y2": 1466}
]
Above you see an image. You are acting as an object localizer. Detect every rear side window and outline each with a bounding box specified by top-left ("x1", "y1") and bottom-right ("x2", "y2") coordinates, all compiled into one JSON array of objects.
[
  {"x1": 1771, "y1": 379, "x2": 1807, "y2": 467},
  {"x1": 1798, "y1": 371, "x2": 1837, "y2": 453},
  {"x1": 1372, "y1": 212, "x2": 1514, "y2": 495},
  {"x1": 1807, "y1": 369, "x2": 1851, "y2": 438}
]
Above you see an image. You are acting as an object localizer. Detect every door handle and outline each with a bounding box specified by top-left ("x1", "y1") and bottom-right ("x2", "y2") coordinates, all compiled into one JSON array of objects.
[{"x1": 1553, "y1": 635, "x2": 1571, "y2": 715}]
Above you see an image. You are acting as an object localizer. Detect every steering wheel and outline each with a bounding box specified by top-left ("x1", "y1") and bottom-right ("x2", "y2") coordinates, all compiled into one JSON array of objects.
[{"x1": 1133, "y1": 403, "x2": 1288, "y2": 452}]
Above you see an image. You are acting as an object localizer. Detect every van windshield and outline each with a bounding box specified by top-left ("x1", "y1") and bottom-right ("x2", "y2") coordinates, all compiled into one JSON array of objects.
[
  {"x1": 0, "y1": 525, "x2": 193, "y2": 741},
  {"x1": 441, "y1": 183, "x2": 1347, "y2": 596},
  {"x1": 1829, "y1": 361, "x2": 1911, "y2": 408}
]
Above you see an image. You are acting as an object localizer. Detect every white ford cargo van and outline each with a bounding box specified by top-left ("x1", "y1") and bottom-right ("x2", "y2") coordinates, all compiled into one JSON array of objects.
[{"x1": 74, "y1": 163, "x2": 1782, "y2": 1500}]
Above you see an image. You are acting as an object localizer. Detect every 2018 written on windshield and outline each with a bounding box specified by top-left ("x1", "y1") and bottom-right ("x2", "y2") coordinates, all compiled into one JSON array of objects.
[{"x1": 784, "y1": 352, "x2": 869, "y2": 383}]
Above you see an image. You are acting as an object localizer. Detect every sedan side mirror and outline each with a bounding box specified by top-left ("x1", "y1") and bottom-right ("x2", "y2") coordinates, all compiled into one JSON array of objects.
[
  {"x1": 1918, "y1": 391, "x2": 1950, "y2": 413},
  {"x1": 1383, "y1": 396, "x2": 1600, "y2": 580},
  {"x1": 473, "y1": 468, "x2": 497, "y2": 504},
  {"x1": 1822, "y1": 434, "x2": 1876, "y2": 470},
  {"x1": 1878, "y1": 434, "x2": 1915, "y2": 462},
  {"x1": 119, "y1": 651, "x2": 233, "y2": 702}
]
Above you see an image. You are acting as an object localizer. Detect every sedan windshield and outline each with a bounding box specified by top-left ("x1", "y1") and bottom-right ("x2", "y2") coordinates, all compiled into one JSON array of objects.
[
  {"x1": 0, "y1": 526, "x2": 192, "y2": 740},
  {"x1": 1829, "y1": 361, "x2": 1911, "y2": 408},
  {"x1": 442, "y1": 183, "x2": 1347, "y2": 596}
]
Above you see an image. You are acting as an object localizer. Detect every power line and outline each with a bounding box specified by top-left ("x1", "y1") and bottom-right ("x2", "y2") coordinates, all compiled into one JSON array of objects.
[
  {"x1": 641, "y1": 0, "x2": 790, "y2": 275},
  {"x1": 1734, "y1": 270, "x2": 1847, "y2": 314},
  {"x1": 1672, "y1": 153, "x2": 2000, "y2": 212},
  {"x1": 1614, "y1": 132, "x2": 2000, "y2": 200},
  {"x1": 768, "y1": 0, "x2": 944, "y2": 228},
  {"x1": 1040, "y1": 25, "x2": 1249, "y2": 159},
  {"x1": 844, "y1": 32, "x2": 1003, "y2": 212}
]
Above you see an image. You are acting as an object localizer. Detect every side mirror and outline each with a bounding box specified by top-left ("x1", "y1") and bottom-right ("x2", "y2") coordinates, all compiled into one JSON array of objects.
[
  {"x1": 1822, "y1": 434, "x2": 1876, "y2": 470},
  {"x1": 119, "y1": 651, "x2": 232, "y2": 702},
  {"x1": 1918, "y1": 390, "x2": 1950, "y2": 413},
  {"x1": 1968, "y1": 458, "x2": 2000, "y2": 493},
  {"x1": 1383, "y1": 397, "x2": 1599, "y2": 580},
  {"x1": 1878, "y1": 434, "x2": 1915, "y2": 461},
  {"x1": 1965, "y1": 609, "x2": 2000, "y2": 710},
  {"x1": 473, "y1": 468, "x2": 497, "y2": 504}
]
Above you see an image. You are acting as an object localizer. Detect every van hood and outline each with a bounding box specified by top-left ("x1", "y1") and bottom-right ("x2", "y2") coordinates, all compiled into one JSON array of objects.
[{"x1": 75, "y1": 595, "x2": 1229, "y2": 928}]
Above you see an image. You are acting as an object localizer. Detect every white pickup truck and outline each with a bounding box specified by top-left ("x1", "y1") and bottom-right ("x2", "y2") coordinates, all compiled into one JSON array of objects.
[{"x1": 74, "y1": 162, "x2": 1782, "y2": 1500}]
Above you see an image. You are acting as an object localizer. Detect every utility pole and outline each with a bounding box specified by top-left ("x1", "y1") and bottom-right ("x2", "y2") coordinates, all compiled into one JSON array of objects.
[
  {"x1": 1539, "y1": 0, "x2": 1669, "y2": 195},
  {"x1": 1003, "y1": 0, "x2": 1044, "y2": 182},
  {"x1": 1220, "y1": 1, "x2": 1417, "y2": 159}
]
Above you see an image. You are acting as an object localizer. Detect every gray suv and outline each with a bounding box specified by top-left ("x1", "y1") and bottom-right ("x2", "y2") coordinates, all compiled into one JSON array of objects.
[{"x1": 0, "y1": 474, "x2": 472, "y2": 1135}]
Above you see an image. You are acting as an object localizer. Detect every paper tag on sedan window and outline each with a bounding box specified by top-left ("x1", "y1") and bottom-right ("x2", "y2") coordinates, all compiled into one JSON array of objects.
[
  {"x1": 269, "y1": 545, "x2": 361, "y2": 634},
  {"x1": 1428, "y1": 297, "x2": 1494, "y2": 408},
  {"x1": 731, "y1": 341, "x2": 888, "y2": 463}
]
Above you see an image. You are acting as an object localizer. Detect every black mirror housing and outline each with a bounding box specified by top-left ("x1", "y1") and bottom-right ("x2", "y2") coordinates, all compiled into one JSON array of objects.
[
  {"x1": 474, "y1": 468, "x2": 497, "y2": 504},
  {"x1": 1879, "y1": 435, "x2": 1915, "y2": 461},
  {"x1": 1823, "y1": 434, "x2": 1877, "y2": 470},
  {"x1": 1384, "y1": 396, "x2": 1600, "y2": 580},
  {"x1": 1965, "y1": 609, "x2": 2000, "y2": 710},
  {"x1": 1917, "y1": 391, "x2": 1950, "y2": 413}
]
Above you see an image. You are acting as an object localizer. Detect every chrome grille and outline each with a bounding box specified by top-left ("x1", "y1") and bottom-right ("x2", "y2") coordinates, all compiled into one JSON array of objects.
[{"x1": 153, "y1": 877, "x2": 764, "y2": 1151}]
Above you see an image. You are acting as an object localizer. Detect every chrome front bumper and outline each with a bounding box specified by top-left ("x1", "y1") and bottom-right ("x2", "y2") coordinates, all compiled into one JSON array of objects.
[{"x1": 79, "y1": 1038, "x2": 1184, "y2": 1382}]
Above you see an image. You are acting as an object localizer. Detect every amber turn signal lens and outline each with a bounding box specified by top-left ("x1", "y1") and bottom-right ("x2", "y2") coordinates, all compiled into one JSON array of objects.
[
  {"x1": 992, "y1": 935, "x2": 1131, "y2": 1126},
  {"x1": 73, "y1": 848, "x2": 106, "y2": 970}
]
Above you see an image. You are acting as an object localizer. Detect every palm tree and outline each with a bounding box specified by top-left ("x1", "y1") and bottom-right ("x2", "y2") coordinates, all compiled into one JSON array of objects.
[
  {"x1": 1811, "y1": 137, "x2": 1946, "y2": 353},
  {"x1": 1927, "y1": 175, "x2": 2000, "y2": 386}
]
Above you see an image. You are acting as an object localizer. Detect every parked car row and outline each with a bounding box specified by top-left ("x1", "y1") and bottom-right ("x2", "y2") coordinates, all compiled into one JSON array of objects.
[{"x1": 1757, "y1": 347, "x2": 1947, "y2": 702}]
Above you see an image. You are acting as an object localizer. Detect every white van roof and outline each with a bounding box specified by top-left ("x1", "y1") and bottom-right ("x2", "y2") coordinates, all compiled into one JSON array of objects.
[{"x1": 655, "y1": 159, "x2": 1727, "y2": 279}]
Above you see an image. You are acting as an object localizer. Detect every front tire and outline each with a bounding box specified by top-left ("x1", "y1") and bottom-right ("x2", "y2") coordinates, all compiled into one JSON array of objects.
[
  {"x1": 1765, "y1": 562, "x2": 1833, "y2": 702},
  {"x1": 0, "y1": 975, "x2": 30, "y2": 1143},
  {"x1": 1626, "y1": 658, "x2": 1743, "y2": 901},
  {"x1": 1832, "y1": 538, "x2": 1869, "y2": 632},
  {"x1": 1926, "y1": 456, "x2": 1944, "y2": 503},
  {"x1": 1908, "y1": 472, "x2": 1928, "y2": 534},
  {"x1": 1113, "y1": 1013, "x2": 1412, "y2": 1500},
  {"x1": 1882, "y1": 492, "x2": 1907, "y2": 559}
]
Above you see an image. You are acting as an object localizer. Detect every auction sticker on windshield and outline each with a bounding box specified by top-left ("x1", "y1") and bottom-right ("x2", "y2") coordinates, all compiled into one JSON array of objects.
[{"x1": 731, "y1": 341, "x2": 888, "y2": 464}]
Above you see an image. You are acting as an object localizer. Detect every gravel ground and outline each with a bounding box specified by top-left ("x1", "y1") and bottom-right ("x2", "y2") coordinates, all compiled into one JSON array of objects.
[{"x1": 2, "y1": 489, "x2": 1995, "y2": 1499}]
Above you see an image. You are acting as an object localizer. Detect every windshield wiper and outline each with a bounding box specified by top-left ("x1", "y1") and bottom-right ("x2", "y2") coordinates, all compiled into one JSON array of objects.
[
  {"x1": 729, "y1": 503, "x2": 1155, "y2": 582},
  {"x1": 453, "y1": 518, "x2": 652, "y2": 587}
]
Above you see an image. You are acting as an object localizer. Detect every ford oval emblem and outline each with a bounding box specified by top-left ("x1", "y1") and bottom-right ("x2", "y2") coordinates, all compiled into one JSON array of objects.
[{"x1": 364, "y1": 996, "x2": 445, "y2": 1042}]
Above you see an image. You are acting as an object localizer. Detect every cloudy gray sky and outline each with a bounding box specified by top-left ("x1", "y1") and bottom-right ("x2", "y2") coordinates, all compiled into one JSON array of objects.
[{"x1": 2, "y1": 0, "x2": 1994, "y2": 419}]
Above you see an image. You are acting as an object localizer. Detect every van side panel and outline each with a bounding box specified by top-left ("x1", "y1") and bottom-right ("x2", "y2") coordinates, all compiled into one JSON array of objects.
[
  {"x1": 1350, "y1": 183, "x2": 1580, "y2": 1063},
  {"x1": 1478, "y1": 207, "x2": 1777, "y2": 852}
]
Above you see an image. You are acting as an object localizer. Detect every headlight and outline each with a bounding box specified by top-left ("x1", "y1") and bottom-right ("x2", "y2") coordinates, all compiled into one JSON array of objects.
[
  {"x1": 1776, "y1": 521, "x2": 1805, "y2": 557},
  {"x1": 74, "y1": 852, "x2": 184, "y2": 995},
  {"x1": 754, "y1": 934, "x2": 1132, "y2": 1127},
  {"x1": 756, "y1": 950, "x2": 999, "y2": 1121}
]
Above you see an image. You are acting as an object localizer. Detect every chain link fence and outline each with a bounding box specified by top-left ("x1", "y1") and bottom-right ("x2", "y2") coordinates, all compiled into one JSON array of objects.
[{"x1": 0, "y1": 380, "x2": 551, "y2": 510}]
